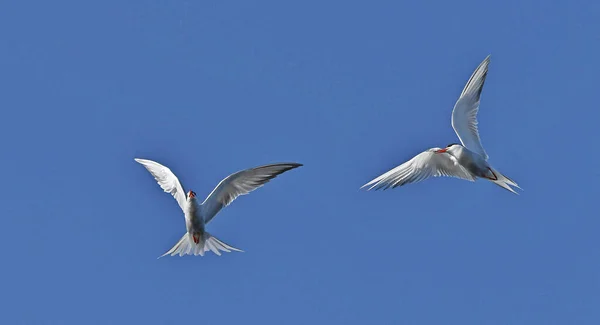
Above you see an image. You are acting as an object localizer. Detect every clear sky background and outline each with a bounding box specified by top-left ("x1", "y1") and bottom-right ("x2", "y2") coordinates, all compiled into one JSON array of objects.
[{"x1": 1, "y1": 0, "x2": 599, "y2": 324}]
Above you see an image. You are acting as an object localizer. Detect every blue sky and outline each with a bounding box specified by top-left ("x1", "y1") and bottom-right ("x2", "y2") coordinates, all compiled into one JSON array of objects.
[{"x1": 1, "y1": 0, "x2": 599, "y2": 324}]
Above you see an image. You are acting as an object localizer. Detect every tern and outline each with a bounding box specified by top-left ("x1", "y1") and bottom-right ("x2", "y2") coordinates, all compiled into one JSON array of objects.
[
  {"x1": 361, "y1": 55, "x2": 521, "y2": 194},
  {"x1": 135, "y1": 158, "x2": 302, "y2": 257}
]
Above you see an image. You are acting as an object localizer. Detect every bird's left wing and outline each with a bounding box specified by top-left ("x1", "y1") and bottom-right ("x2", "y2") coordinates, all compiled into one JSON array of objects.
[
  {"x1": 451, "y1": 55, "x2": 491, "y2": 160},
  {"x1": 202, "y1": 163, "x2": 302, "y2": 224}
]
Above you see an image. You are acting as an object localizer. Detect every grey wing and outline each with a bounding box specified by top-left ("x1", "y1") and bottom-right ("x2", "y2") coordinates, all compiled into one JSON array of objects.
[
  {"x1": 201, "y1": 163, "x2": 302, "y2": 224},
  {"x1": 360, "y1": 149, "x2": 476, "y2": 191},
  {"x1": 134, "y1": 158, "x2": 187, "y2": 211},
  {"x1": 451, "y1": 55, "x2": 490, "y2": 160}
]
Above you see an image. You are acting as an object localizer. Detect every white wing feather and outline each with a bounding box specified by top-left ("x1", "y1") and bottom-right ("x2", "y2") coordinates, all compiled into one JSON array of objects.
[
  {"x1": 134, "y1": 158, "x2": 187, "y2": 211},
  {"x1": 451, "y1": 55, "x2": 490, "y2": 160},
  {"x1": 360, "y1": 149, "x2": 476, "y2": 191},
  {"x1": 202, "y1": 163, "x2": 302, "y2": 224}
]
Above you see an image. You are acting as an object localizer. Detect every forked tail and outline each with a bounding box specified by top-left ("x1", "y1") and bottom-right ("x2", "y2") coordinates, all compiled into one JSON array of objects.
[
  {"x1": 487, "y1": 167, "x2": 521, "y2": 195},
  {"x1": 158, "y1": 232, "x2": 243, "y2": 258}
]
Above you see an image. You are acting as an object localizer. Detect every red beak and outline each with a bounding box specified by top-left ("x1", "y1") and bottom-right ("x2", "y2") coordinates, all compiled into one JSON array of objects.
[
  {"x1": 435, "y1": 148, "x2": 448, "y2": 153},
  {"x1": 188, "y1": 191, "x2": 195, "y2": 198}
]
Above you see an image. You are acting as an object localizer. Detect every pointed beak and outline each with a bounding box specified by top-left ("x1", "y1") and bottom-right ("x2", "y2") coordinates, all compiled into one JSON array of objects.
[
  {"x1": 435, "y1": 148, "x2": 448, "y2": 153},
  {"x1": 188, "y1": 191, "x2": 195, "y2": 199}
]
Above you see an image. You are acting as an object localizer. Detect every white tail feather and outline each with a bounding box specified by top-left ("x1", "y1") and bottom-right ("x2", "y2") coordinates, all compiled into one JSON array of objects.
[
  {"x1": 488, "y1": 167, "x2": 521, "y2": 195},
  {"x1": 158, "y1": 232, "x2": 243, "y2": 258}
]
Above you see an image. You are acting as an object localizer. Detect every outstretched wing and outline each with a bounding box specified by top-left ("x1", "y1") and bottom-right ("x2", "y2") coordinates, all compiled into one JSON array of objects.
[
  {"x1": 451, "y1": 55, "x2": 490, "y2": 160},
  {"x1": 202, "y1": 163, "x2": 302, "y2": 224},
  {"x1": 135, "y1": 158, "x2": 187, "y2": 211},
  {"x1": 360, "y1": 149, "x2": 476, "y2": 190}
]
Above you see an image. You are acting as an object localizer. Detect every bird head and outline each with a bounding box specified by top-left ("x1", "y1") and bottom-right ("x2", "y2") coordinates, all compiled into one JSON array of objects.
[
  {"x1": 187, "y1": 190, "x2": 196, "y2": 200},
  {"x1": 435, "y1": 143, "x2": 461, "y2": 154}
]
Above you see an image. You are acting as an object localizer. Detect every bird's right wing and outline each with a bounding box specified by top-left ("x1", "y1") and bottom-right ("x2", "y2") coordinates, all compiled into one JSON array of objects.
[
  {"x1": 451, "y1": 55, "x2": 490, "y2": 160},
  {"x1": 360, "y1": 149, "x2": 476, "y2": 190},
  {"x1": 134, "y1": 158, "x2": 187, "y2": 211}
]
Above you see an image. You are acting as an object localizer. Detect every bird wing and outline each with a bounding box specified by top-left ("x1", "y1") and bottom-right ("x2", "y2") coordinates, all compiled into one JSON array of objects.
[
  {"x1": 360, "y1": 149, "x2": 476, "y2": 190},
  {"x1": 135, "y1": 158, "x2": 187, "y2": 212},
  {"x1": 451, "y1": 55, "x2": 490, "y2": 160},
  {"x1": 201, "y1": 163, "x2": 302, "y2": 224}
]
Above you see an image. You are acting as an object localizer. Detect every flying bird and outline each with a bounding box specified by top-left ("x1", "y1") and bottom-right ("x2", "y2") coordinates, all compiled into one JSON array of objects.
[
  {"x1": 361, "y1": 55, "x2": 521, "y2": 194},
  {"x1": 135, "y1": 158, "x2": 302, "y2": 257}
]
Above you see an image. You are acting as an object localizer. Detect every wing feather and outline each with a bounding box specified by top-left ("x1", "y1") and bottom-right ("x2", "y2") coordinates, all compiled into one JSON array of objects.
[
  {"x1": 451, "y1": 55, "x2": 490, "y2": 160},
  {"x1": 361, "y1": 149, "x2": 476, "y2": 191},
  {"x1": 134, "y1": 158, "x2": 187, "y2": 211},
  {"x1": 202, "y1": 163, "x2": 302, "y2": 224}
]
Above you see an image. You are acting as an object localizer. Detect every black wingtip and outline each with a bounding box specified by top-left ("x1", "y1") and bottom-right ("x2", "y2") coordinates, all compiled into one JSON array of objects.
[
  {"x1": 252, "y1": 162, "x2": 303, "y2": 175},
  {"x1": 273, "y1": 162, "x2": 303, "y2": 169},
  {"x1": 284, "y1": 163, "x2": 303, "y2": 172}
]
